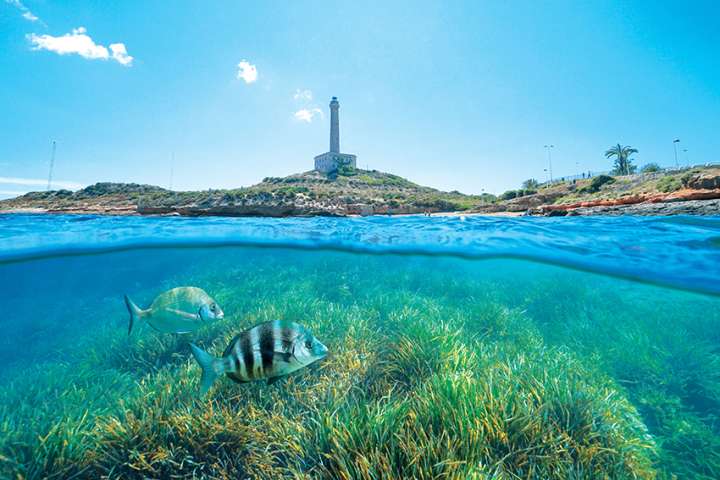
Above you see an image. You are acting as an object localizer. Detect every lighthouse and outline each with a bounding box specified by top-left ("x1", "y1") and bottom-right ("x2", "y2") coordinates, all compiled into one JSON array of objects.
[{"x1": 314, "y1": 97, "x2": 357, "y2": 173}]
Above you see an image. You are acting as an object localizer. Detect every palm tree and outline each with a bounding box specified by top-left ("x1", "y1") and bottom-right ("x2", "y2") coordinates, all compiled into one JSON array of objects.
[{"x1": 605, "y1": 144, "x2": 638, "y2": 176}]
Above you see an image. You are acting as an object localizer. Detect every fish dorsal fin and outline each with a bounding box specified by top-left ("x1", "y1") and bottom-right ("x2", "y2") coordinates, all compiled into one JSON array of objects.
[{"x1": 222, "y1": 334, "x2": 243, "y2": 358}]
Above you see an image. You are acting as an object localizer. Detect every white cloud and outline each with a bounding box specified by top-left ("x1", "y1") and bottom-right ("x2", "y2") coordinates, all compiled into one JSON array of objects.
[
  {"x1": 236, "y1": 60, "x2": 257, "y2": 84},
  {"x1": 28, "y1": 27, "x2": 106, "y2": 60},
  {"x1": 292, "y1": 89, "x2": 322, "y2": 122},
  {"x1": 27, "y1": 27, "x2": 134, "y2": 66},
  {"x1": 294, "y1": 108, "x2": 323, "y2": 123},
  {"x1": 109, "y1": 43, "x2": 133, "y2": 66},
  {"x1": 0, "y1": 176, "x2": 83, "y2": 190},
  {"x1": 293, "y1": 89, "x2": 313, "y2": 101},
  {"x1": 5, "y1": 0, "x2": 40, "y2": 23}
]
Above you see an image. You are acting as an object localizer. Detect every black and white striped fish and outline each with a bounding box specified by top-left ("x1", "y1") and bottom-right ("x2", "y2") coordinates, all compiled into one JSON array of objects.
[{"x1": 189, "y1": 320, "x2": 328, "y2": 395}]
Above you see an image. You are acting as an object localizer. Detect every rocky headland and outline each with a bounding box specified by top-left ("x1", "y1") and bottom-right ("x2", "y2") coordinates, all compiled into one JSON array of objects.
[
  {"x1": 0, "y1": 169, "x2": 488, "y2": 217},
  {"x1": 2, "y1": 167, "x2": 719, "y2": 217}
]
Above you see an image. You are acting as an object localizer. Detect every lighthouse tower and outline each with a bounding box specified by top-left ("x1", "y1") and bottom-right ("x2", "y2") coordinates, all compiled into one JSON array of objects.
[
  {"x1": 329, "y1": 96, "x2": 340, "y2": 153},
  {"x1": 314, "y1": 97, "x2": 357, "y2": 173}
]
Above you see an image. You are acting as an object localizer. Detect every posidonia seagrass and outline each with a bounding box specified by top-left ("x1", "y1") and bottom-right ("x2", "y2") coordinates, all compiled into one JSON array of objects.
[{"x1": 1, "y1": 249, "x2": 718, "y2": 479}]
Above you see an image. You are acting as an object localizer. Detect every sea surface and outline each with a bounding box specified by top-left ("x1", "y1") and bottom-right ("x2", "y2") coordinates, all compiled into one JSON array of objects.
[{"x1": 1, "y1": 214, "x2": 719, "y2": 479}]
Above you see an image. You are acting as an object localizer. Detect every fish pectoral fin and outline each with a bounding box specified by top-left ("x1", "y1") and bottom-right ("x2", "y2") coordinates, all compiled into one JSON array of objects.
[
  {"x1": 267, "y1": 375, "x2": 287, "y2": 385},
  {"x1": 147, "y1": 322, "x2": 163, "y2": 333},
  {"x1": 280, "y1": 339, "x2": 296, "y2": 350},
  {"x1": 163, "y1": 307, "x2": 200, "y2": 320}
]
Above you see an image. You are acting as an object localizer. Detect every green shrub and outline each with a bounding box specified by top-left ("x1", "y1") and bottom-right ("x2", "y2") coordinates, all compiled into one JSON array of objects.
[
  {"x1": 579, "y1": 174, "x2": 615, "y2": 193},
  {"x1": 641, "y1": 163, "x2": 662, "y2": 173},
  {"x1": 522, "y1": 178, "x2": 540, "y2": 189},
  {"x1": 657, "y1": 176, "x2": 682, "y2": 193},
  {"x1": 680, "y1": 172, "x2": 696, "y2": 187},
  {"x1": 500, "y1": 189, "x2": 536, "y2": 201},
  {"x1": 336, "y1": 165, "x2": 357, "y2": 176}
]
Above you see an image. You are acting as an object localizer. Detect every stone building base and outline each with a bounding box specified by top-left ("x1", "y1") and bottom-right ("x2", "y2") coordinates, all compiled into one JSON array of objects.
[{"x1": 314, "y1": 152, "x2": 357, "y2": 173}]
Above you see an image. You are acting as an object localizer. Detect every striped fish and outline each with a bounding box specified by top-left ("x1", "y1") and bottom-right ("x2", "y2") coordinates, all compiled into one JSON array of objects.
[{"x1": 189, "y1": 320, "x2": 328, "y2": 395}]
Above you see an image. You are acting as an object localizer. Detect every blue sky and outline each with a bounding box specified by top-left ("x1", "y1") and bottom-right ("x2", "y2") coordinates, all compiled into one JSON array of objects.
[{"x1": 1, "y1": 1, "x2": 719, "y2": 198}]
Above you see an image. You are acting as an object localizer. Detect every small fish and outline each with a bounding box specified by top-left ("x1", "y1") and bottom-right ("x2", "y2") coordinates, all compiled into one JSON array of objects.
[
  {"x1": 190, "y1": 320, "x2": 328, "y2": 395},
  {"x1": 124, "y1": 287, "x2": 224, "y2": 335}
]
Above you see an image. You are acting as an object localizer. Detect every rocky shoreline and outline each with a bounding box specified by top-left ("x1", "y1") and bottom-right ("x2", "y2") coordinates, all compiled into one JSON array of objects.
[
  {"x1": 525, "y1": 188, "x2": 720, "y2": 216},
  {"x1": 531, "y1": 198, "x2": 720, "y2": 216},
  {"x1": 3, "y1": 196, "x2": 719, "y2": 218},
  {"x1": 0, "y1": 202, "x2": 441, "y2": 217}
]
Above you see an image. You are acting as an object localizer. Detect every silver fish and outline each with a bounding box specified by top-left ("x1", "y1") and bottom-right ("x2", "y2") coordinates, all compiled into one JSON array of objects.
[
  {"x1": 190, "y1": 320, "x2": 328, "y2": 395},
  {"x1": 124, "y1": 286, "x2": 224, "y2": 335}
]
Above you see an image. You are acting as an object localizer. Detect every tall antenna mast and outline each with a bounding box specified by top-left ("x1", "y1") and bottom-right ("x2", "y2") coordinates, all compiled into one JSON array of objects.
[
  {"x1": 47, "y1": 140, "x2": 56, "y2": 191},
  {"x1": 169, "y1": 151, "x2": 174, "y2": 190}
]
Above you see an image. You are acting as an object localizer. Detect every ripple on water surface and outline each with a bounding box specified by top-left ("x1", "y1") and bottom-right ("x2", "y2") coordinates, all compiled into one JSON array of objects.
[{"x1": 0, "y1": 213, "x2": 719, "y2": 295}]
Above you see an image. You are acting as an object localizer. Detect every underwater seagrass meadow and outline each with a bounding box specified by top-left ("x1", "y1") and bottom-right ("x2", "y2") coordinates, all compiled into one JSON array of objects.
[{"x1": 1, "y1": 217, "x2": 720, "y2": 479}]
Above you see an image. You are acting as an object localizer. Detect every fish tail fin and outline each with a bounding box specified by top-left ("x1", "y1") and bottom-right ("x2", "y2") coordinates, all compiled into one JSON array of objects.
[
  {"x1": 190, "y1": 343, "x2": 222, "y2": 396},
  {"x1": 124, "y1": 294, "x2": 144, "y2": 335}
]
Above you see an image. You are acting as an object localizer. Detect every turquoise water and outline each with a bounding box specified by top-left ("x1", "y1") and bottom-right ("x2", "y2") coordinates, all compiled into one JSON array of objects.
[{"x1": 1, "y1": 214, "x2": 719, "y2": 479}]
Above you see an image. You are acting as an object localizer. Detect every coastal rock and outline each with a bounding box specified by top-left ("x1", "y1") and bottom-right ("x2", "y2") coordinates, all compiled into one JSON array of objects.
[
  {"x1": 566, "y1": 198, "x2": 720, "y2": 216},
  {"x1": 528, "y1": 188, "x2": 720, "y2": 216},
  {"x1": 138, "y1": 197, "x2": 349, "y2": 217},
  {"x1": 663, "y1": 189, "x2": 720, "y2": 202},
  {"x1": 487, "y1": 191, "x2": 565, "y2": 212},
  {"x1": 684, "y1": 173, "x2": 720, "y2": 190}
]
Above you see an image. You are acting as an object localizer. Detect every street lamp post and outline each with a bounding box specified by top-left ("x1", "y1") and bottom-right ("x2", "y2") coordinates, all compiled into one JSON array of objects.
[
  {"x1": 683, "y1": 149, "x2": 689, "y2": 167},
  {"x1": 673, "y1": 139, "x2": 680, "y2": 168},
  {"x1": 47, "y1": 140, "x2": 56, "y2": 191},
  {"x1": 169, "y1": 151, "x2": 174, "y2": 191},
  {"x1": 544, "y1": 144, "x2": 554, "y2": 183}
]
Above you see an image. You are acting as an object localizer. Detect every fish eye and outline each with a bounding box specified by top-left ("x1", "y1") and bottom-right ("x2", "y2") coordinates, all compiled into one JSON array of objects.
[
  {"x1": 305, "y1": 339, "x2": 313, "y2": 349},
  {"x1": 210, "y1": 304, "x2": 217, "y2": 312}
]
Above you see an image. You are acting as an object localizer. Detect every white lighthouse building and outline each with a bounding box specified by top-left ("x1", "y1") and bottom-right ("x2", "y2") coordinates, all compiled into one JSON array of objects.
[{"x1": 314, "y1": 97, "x2": 357, "y2": 173}]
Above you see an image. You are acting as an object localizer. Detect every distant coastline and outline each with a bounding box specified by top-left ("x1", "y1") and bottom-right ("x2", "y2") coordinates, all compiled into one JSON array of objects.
[{"x1": 1, "y1": 166, "x2": 719, "y2": 217}]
